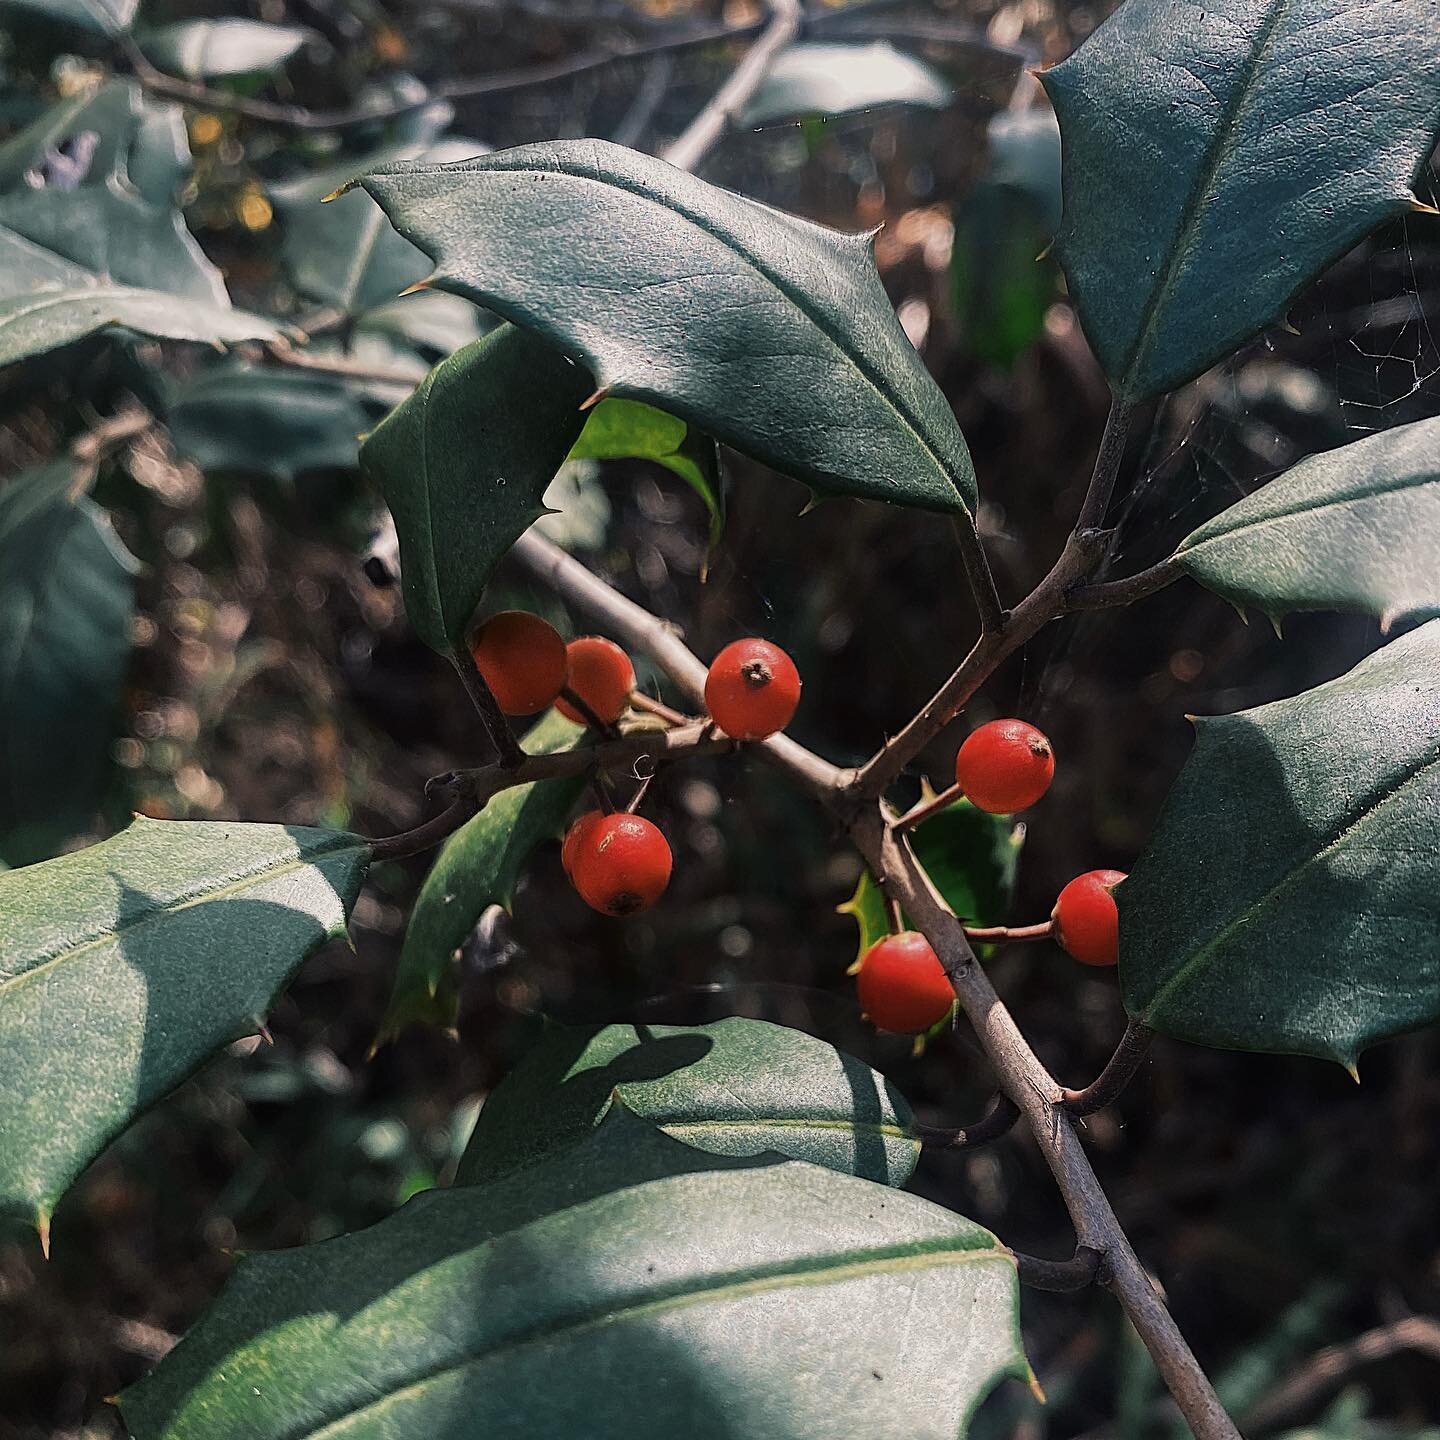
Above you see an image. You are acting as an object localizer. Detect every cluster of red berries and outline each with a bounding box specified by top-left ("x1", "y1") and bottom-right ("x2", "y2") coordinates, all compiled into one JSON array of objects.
[
  {"x1": 470, "y1": 611, "x2": 801, "y2": 916},
  {"x1": 857, "y1": 717, "x2": 1126, "y2": 1034}
]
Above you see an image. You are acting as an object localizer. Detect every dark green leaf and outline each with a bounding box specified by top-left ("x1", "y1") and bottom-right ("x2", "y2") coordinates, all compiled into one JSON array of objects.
[
  {"x1": 840, "y1": 798, "x2": 1021, "y2": 963},
  {"x1": 1177, "y1": 417, "x2": 1440, "y2": 629},
  {"x1": 358, "y1": 139, "x2": 975, "y2": 513},
  {"x1": 168, "y1": 363, "x2": 387, "y2": 483},
  {"x1": 138, "y1": 19, "x2": 314, "y2": 79},
  {"x1": 457, "y1": 1017, "x2": 920, "y2": 1187},
  {"x1": 0, "y1": 817, "x2": 370, "y2": 1234},
  {"x1": 0, "y1": 458, "x2": 137, "y2": 866},
  {"x1": 740, "y1": 42, "x2": 952, "y2": 126},
  {"x1": 122, "y1": 1109, "x2": 1025, "y2": 1440},
  {"x1": 359, "y1": 323, "x2": 594, "y2": 655},
  {"x1": 1120, "y1": 622, "x2": 1440, "y2": 1068},
  {"x1": 1042, "y1": 2, "x2": 1440, "y2": 398},
  {"x1": 569, "y1": 397, "x2": 724, "y2": 548},
  {"x1": 380, "y1": 711, "x2": 585, "y2": 1040}
]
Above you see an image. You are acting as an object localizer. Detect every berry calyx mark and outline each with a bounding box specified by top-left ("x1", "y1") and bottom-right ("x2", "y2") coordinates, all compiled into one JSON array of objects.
[
  {"x1": 704, "y1": 638, "x2": 801, "y2": 741},
  {"x1": 856, "y1": 931, "x2": 955, "y2": 1035},
  {"x1": 469, "y1": 610, "x2": 568, "y2": 716},
  {"x1": 1051, "y1": 869, "x2": 1126, "y2": 967},
  {"x1": 954, "y1": 717, "x2": 1056, "y2": 814},
  {"x1": 555, "y1": 636, "x2": 635, "y2": 727},
  {"x1": 569, "y1": 812, "x2": 672, "y2": 916}
]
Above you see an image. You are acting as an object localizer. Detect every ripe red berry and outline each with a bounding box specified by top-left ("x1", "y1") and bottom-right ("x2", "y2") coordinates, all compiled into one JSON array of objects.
[
  {"x1": 570, "y1": 813, "x2": 672, "y2": 916},
  {"x1": 1051, "y1": 869, "x2": 1126, "y2": 967},
  {"x1": 561, "y1": 809, "x2": 604, "y2": 879},
  {"x1": 555, "y1": 636, "x2": 635, "y2": 726},
  {"x1": 856, "y1": 931, "x2": 954, "y2": 1034},
  {"x1": 704, "y1": 638, "x2": 802, "y2": 740},
  {"x1": 954, "y1": 718, "x2": 1055, "y2": 813},
  {"x1": 470, "y1": 611, "x2": 568, "y2": 716}
]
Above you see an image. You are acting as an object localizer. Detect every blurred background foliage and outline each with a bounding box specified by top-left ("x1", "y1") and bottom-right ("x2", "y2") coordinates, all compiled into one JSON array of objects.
[{"x1": 0, "y1": 0, "x2": 1437, "y2": 1435}]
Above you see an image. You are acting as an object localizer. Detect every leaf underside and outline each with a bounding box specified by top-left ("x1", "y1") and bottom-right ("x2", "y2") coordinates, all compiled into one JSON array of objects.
[
  {"x1": 1043, "y1": 0, "x2": 1440, "y2": 399},
  {"x1": 1177, "y1": 416, "x2": 1440, "y2": 629},
  {"x1": 359, "y1": 139, "x2": 975, "y2": 514},
  {"x1": 122, "y1": 1110, "x2": 1025, "y2": 1440},
  {"x1": 1119, "y1": 621, "x2": 1440, "y2": 1067},
  {"x1": 0, "y1": 817, "x2": 370, "y2": 1231},
  {"x1": 456, "y1": 1017, "x2": 921, "y2": 1188}
]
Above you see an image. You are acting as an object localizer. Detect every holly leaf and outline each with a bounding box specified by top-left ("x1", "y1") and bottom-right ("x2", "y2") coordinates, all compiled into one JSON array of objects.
[
  {"x1": 121, "y1": 1109, "x2": 1025, "y2": 1440},
  {"x1": 0, "y1": 458, "x2": 137, "y2": 866},
  {"x1": 569, "y1": 397, "x2": 724, "y2": 549},
  {"x1": 0, "y1": 818, "x2": 370, "y2": 1239},
  {"x1": 1120, "y1": 621, "x2": 1440, "y2": 1069},
  {"x1": 1177, "y1": 417, "x2": 1440, "y2": 631},
  {"x1": 357, "y1": 139, "x2": 975, "y2": 513},
  {"x1": 456, "y1": 1017, "x2": 921, "y2": 1188},
  {"x1": 839, "y1": 799, "x2": 1022, "y2": 966},
  {"x1": 359, "y1": 323, "x2": 594, "y2": 655},
  {"x1": 378, "y1": 711, "x2": 585, "y2": 1042},
  {"x1": 1042, "y1": 1, "x2": 1440, "y2": 398},
  {"x1": 740, "y1": 41, "x2": 953, "y2": 126}
]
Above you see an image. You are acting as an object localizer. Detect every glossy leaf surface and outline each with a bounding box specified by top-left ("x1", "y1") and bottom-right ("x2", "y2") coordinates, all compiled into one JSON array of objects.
[
  {"x1": 1120, "y1": 622, "x2": 1440, "y2": 1067},
  {"x1": 457, "y1": 1017, "x2": 920, "y2": 1187},
  {"x1": 1043, "y1": 0, "x2": 1440, "y2": 398},
  {"x1": 359, "y1": 140, "x2": 975, "y2": 513}
]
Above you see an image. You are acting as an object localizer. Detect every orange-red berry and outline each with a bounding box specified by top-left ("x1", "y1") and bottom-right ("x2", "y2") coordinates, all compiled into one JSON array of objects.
[
  {"x1": 570, "y1": 813, "x2": 672, "y2": 916},
  {"x1": 856, "y1": 931, "x2": 954, "y2": 1034},
  {"x1": 1051, "y1": 869, "x2": 1126, "y2": 967},
  {"x1": 556, "y1": 636, "x2": 635, "y2": 726},
  {"x1": 561, "y1": 809, "x2": 605, "y2": 879},
  {"x1": 704, "y1": 638, "x2": 802, "y2": 740},
  {"x1": 470, "y1": 611, "x2": 568, "y2": 716},
  {"x1": 954, "y1": 718, "x2": 1055, "y2": 814}
]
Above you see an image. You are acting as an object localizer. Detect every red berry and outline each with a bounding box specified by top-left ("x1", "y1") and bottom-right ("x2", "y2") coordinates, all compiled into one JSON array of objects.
[
  {"x1": 954, "y1": 718, "x2": 1055, "y2": 814},
  {"x1": 704, "y1": 638, "x2": 802, "y2": 740},
  {"x1": 561, "y1": 809, "x2": 604, "y2": 879},
  {"x1": 470, "y1": 611, "x2": 568, "y2": 716},
  {"x1": 1051, "y1": 869, "x2": 1126, "y2": 967},
  {"x1": 570, "y1": 813, "x2": 672, "y2": 916},
  {"x1": 856, "y1": 931, "x2": 954, "y2": 1034},
  {"x1": 556, "y1": 636, "x2": 635, "y2": 726}
]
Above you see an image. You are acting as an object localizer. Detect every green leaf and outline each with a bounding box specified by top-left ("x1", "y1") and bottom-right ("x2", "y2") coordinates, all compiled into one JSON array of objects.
[
  {"x1": 0, "y1": 817, "x2": 370, "y2": 1234},
  {"x1": 839, "y1": 799, "x2": 1021, "y2": 964},
  {"x1": 273, "y1": 136, "x2": 485, "y2": 321},
  {"x1": 380, "y1": 711, "x2": 585, "y2": 1041},
  {"x1": 359, "y1": 323, "x2": 594, "y2": 655},
  {"x1": 121, "y1": 1109, "x2": 1026, "y2": 1440},
  {"x1": 1120, "y1": 621, "x2": 1440, "y2": 1068},
  {"x1": 569, "y1": 397, "x2": 724, "y2": 549},
  {"x1": 1041, "y1": 2, "x2": 1440, "y2": 399},
  {"x1": 740, "y1": 42, "x2": 953, "y2": 126},
  {"x1": 358, "y1": 139, "x2": 975, "y2": 513},
  {"x1": 1177, "y1": 417, "x2": 1440, "y2": 630},
  {"x1": 0, "y1": 458, "x2": 137, "y2": 866},
  {"x1": 138, "y1": 19, "x2": 314, "y2": 79},
  {"x1": 0, "y1": 0, "x2": 136, "y2": 36},
  {"x1": 168, "y1": 362, "x2": 386, "y2": 483},
  {"x1": 457, "y1": 1017, "x2": 921, "y2": 1187}
]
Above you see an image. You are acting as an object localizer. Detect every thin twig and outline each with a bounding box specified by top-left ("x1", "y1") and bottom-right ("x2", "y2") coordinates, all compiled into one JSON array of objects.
[
  {"x1": 913, "y1": 1094, "x2": 1020, "y2": 1150},
  {"x1": 1063, "y1": 1019, "x2": 1156, "y2": 1118},
  {"x1": 1065, "y1": 555, "x2": 1184, "y2": 612},
  {"x1": 367, "y1": 797, "x2": 479, "y2": 861},
  {"x1": 661, "y1": 0, "x2": 803, "y2": 172},
  {"x1": 954, "y1": 514, "x2": 1005, "y2": 635},
  {"x1": 963, "y1": 920, "x2": 1053, "y2": 944},
  {"x1": 451, "y1": 648, "x2": 526, "y2": 768},
  {"x1": 1014, "y1": 1244, "x2": 1106, "y2": 1294},
  {"x1": 629, "y1": 690, "x2": 696, "y2": 726},
  {"x1": 893, "y1": 781, "x2": 964, "y2": 833},
  {"x1": 1076, "y1": 397, "x2": 1137, "y2": 533}
]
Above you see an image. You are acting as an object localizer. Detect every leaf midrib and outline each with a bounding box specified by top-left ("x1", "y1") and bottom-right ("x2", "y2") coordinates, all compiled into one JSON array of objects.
[
  {"x1": 0, "y1": 832, "x2": 368, "y2": 995},
  {"x1": 1123, "y1": 0, "x2": 1293, "y2": 391},
  {"x1": 289, "y1": 1241, "x2": 1010, "y2": 1440},
  {"x1": 378, "y1": 152, "x2": 969, "y2": 509},
  {"x1": 660, "y1": 1116, "x2": 914, "y2": 1143},
  {"x1": 1139, "y1": 745, "x2": 1440, "y2": 1028},
  {"x1": 1179, "y1": 468, "x2": 1440, "y2": 557}
]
